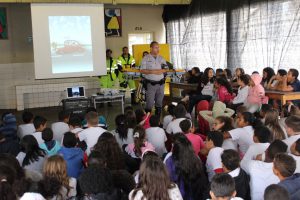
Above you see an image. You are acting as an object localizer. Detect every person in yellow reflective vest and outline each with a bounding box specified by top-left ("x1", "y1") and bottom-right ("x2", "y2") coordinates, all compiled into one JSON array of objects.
[
  {"x1": 116, "y1": 46, "x2": 136, "y2": 90},
  {"x1": 99, "y1": 49, "x2": 117, "y2": 89}
]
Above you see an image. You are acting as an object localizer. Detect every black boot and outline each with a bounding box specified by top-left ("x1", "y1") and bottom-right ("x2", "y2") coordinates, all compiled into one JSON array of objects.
[
  {"x1": 155, "y1": 107, "x2": 162, "y2": 117},
  {"x1": 145, "y1": 108, "x2": 152, "y2": 114},
  {"x1": 131, "y1": 90, "x2": 137, "y2": 105}
]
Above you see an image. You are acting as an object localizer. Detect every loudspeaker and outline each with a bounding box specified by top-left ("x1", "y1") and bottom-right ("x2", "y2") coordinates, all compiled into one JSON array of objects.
[{"x1": 62, "y1": 98, "x2": 91, "y2": 114}]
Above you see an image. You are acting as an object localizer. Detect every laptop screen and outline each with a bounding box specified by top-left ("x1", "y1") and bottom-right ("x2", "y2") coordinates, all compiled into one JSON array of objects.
[{"x1": 67, "y1": 86, "x2": 85, "y2": 98}]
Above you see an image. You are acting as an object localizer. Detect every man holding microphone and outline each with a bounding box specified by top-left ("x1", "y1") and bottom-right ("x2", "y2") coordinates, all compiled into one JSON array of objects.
[{"x1": 140, "y1": 41, "x2": 167, "y2": 117}]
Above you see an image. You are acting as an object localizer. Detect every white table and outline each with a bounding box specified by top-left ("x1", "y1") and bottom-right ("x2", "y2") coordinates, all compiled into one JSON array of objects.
[{"x1": 91, "y1": 94, "x2": 125, "y2": 113}]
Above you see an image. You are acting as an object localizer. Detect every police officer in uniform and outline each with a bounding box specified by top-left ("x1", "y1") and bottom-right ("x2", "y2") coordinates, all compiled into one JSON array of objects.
[{"x1": 141, "y1": 41, "x2": 167, "y2": 116}]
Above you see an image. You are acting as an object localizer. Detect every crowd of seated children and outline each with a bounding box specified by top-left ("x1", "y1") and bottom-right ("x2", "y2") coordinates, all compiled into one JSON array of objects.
[
  {"x1": 1, "y1": 67, "x2": 300, "y2": 200},
  {"x1": 241, "y1": 140, "x2": 287, "y2": 200}
]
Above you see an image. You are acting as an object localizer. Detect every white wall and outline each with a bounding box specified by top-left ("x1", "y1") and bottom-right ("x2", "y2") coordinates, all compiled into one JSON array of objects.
[{"x1": 0, "y1": 3, "x2": 166, "y2": 109}]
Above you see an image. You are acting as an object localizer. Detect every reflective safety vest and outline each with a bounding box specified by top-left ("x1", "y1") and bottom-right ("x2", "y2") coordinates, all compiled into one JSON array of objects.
[
  {"x1": 117, "y1": 54, "x2": 135, "y2": 69},
  {"x1": 106, "y1": 57, "x2": 117, "y2": 81}
]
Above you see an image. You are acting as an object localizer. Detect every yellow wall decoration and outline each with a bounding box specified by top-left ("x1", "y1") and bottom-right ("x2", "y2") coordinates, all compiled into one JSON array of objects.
[{"x1": 132, "y1": 44, "x2": 170, "y2": 67}]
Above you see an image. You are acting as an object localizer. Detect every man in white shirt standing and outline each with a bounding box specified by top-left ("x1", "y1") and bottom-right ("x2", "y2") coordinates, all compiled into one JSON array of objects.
[
  {"x1": 283, "y1": 115, "x2": 300, "y2": 153},
  {"x1": 241, "y1": 140, "x2": 288, "y2": 200},
  {"x1": 18, "y1": 111, "x2": 35, "y2": 139},
  {"x1": 77, "y1": 111, "x2": 105, "y2": 155},
  {"x1": 51, "y1": 110, "x2": 70, "y2": 143}
]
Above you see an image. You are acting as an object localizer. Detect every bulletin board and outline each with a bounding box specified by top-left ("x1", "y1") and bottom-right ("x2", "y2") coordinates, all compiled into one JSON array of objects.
[{"x1": 132, "y1": 44, "x2": 170, "y2": 67}]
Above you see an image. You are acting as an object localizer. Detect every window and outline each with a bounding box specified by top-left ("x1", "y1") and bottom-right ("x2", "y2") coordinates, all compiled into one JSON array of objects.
[{"x1": 128, "y1": 33, "x2": 153, "y2": 54}]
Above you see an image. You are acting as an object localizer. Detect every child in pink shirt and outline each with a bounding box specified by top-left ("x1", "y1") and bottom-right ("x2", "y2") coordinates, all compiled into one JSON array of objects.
[
  {"x1": 179, "y1": 119, "x2": 205, "y2": 155},
  {"x1": 245, "y1": 73, "x2": 265, "y2": 113},
  {"x1": 215, "y1": 77, "x2": 234, "y2": 104},
  {"x1": 125, "y1": 126, "x2": 155, "y2": 158}
]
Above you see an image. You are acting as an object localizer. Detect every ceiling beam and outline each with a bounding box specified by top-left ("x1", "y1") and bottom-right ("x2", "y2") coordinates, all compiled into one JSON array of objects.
[{"x1": 0, "y1": 0, "x2": 191, "y2": 4}]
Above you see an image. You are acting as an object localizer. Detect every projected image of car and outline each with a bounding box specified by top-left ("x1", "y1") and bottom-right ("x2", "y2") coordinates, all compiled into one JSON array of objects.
[{"x1": 56, "y1": 40, "x2": 85, "y2": 55}]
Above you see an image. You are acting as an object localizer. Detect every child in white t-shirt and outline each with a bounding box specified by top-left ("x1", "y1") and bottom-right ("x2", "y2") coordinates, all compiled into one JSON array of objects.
[
  {"x1": 166, "y1": 104, "x2": 187, "y2": 135},
  {"x1": 212, "y1": 116, "x2": 237, "y2": 151},
  {"x1": 51, "y1": 110, "x2": 70, "y2": 143},
  {"x1": 283, "y1": 115, "x2": 300, "y2": 153},
  {"x1": 163, "y1": 104, "x2": 175, "y2": 129},
  {"x1": 18, "y1": 111, "x2": 35, "y2": 139},
  {"x1": 32, "y1": 116, "x2": 47, "y2": 145},
  {"x1": 224, "y1": 112, "x2": 262, "y2": 156},
  {"x1": 204, "y1": 131, "x2": 224, "y2": 181},
  {"x1": 241, "y1": 140, "x2": 287, "y2": 200},
  {"x1": 77, "y1": 111, "x2": 106, "y2": 155},
  {"x1": 242, "y1": 126, "x2": 271, "y2": 161},
  {"x1": 145, "y1": 115, "x2": 167, "y2": 157}
]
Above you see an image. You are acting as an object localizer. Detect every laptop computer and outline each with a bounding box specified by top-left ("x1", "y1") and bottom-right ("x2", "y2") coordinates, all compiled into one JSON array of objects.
[{"x1": 66, "y1": 86, "x2": 85, "y2": 98}]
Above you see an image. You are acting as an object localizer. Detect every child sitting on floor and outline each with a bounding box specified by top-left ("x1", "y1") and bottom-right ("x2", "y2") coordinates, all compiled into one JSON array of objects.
[
  {"x1": 179, "y1": 119, "x2": 204, "y2": 155},
  {"x1": 39, "y1": 128, "x2": 61, "y2": 156},
  {"x1": 204, "y1": 131, "x2": 224, "y2": 181},
  {"x1": 125, "y1": 126, "x2": 155, "y2": 159},
  {"x1": 145, "y1": 115, "x2": 167, "y2": 157},
  {"x1": 224, "y1": 112, "x2": 262, "y2": 156}
]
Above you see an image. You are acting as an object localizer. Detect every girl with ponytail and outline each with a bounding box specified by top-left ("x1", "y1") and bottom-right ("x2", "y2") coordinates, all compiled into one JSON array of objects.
[{"x1": 125, "y1": 126, "x2": 155, "y2": 159}]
